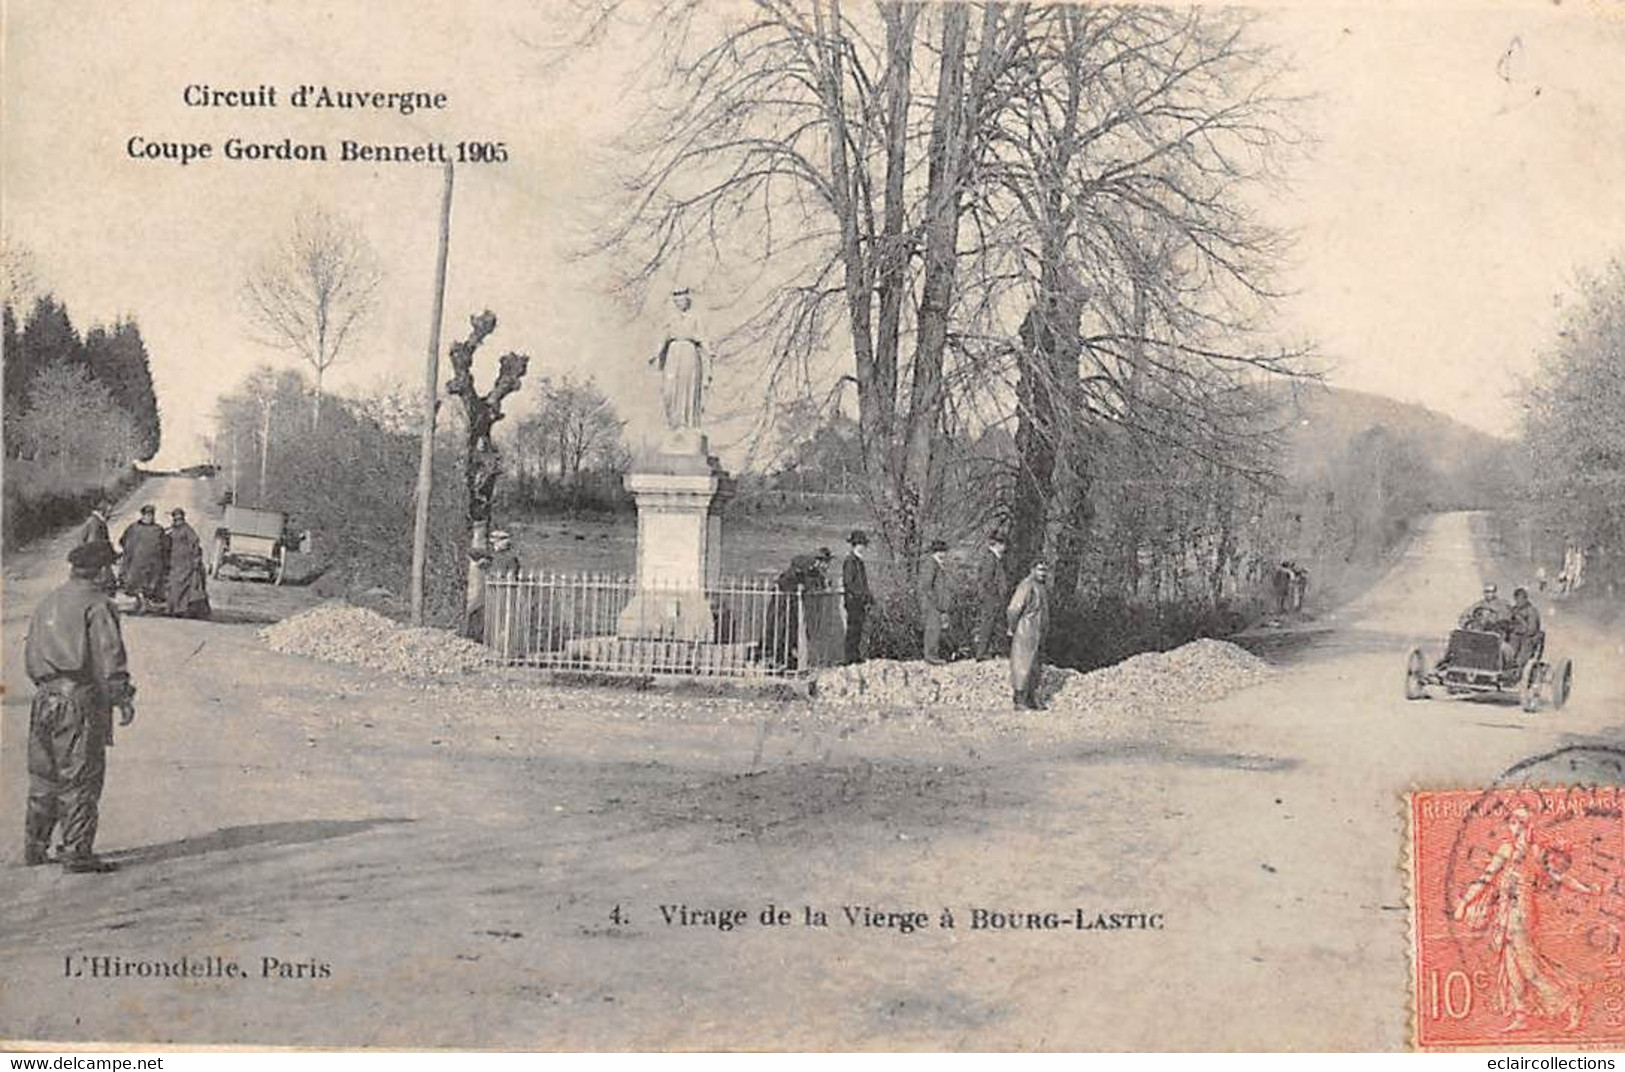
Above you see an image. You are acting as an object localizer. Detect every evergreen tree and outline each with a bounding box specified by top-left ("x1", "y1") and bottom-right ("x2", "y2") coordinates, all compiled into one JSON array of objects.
[{"x1": 88, "y1": 319, "x2": 162, "y2": 461}]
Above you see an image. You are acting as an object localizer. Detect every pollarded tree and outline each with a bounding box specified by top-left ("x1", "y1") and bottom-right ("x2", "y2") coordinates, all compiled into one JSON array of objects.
[{"x1": 242, "y1": 206, "x2": 383, "y2": 429}]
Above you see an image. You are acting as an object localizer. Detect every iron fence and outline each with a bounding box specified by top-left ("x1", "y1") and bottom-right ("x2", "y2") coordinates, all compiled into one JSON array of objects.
[{"x1": 482, "y1": 571, "x2": 846, "y2": 678}]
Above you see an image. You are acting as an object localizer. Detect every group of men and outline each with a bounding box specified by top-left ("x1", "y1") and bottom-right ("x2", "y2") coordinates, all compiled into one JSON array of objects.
[
  {"x1": 1270, "y1": 560, "x2": 1310, "y2": 615},
  {"x1": 1456, "y1": 582, "x2": 1544, "y2": 668},
  {"x1": 81, "y1": 497, "x2": 211, "y2": 619},
  {"x1": 841, "y1": 530, "x2": 1053, "y2": 711}
]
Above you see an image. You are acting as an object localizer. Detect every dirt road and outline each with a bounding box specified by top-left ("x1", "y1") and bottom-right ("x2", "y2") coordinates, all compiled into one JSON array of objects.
[{"x1": 3, "y1": 484, "x2": 1622, "y2": 1050}]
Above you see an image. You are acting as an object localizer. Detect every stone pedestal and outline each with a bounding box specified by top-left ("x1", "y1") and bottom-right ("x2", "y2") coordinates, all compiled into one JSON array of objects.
[{"x1": 617, "y1": 440, "x2": 734, "y2": 641}]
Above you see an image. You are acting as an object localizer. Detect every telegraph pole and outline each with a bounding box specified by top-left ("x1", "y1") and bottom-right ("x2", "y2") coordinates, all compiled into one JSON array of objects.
[{"x1": 410, "y1": 162, "x2": 455, "y2": 625}]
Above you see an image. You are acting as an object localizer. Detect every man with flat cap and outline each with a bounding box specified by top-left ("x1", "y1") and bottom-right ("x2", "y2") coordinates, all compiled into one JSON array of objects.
[
  {"x1": 164, "y1": 507, "x2": 211, "y2": 619},
  {"x1": 920, "y1": 538, "x2": 953, "y2": 664},
  {"x1": 23, "y1": 541, "x2": 137, "y2": 872},
  {"x1": 842, "y1": 530, "x2": 874, "y2": 664},
  {"x1": 118, "y1": 504, "x2": 168, "y2": 612}
]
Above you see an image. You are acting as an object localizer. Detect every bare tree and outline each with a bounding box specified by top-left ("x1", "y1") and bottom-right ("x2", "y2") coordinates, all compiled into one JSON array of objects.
[
  {"x1": 585, "y1": 1, "x2": 1308, "y2": 585},
  {"x1": 521, "y1": 375, "x2": 627, "y2": 479},
  {"x1": 444, "y1": 311, "x2": 532, "y2": 630},
  {"x1": 242, "y1": 206, "x2": 382, "y2": 429}
]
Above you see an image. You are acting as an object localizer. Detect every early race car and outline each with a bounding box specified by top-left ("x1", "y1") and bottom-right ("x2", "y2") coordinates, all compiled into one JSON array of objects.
[{"x1": 1404, "y1": 625, "x2": 1572, "y2": 712}]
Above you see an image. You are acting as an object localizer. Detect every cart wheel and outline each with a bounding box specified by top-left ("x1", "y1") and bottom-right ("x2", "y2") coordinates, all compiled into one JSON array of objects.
[
  {"x1": 1405, "y1": 648, "x2": 1427, "y2": 700},
  {"x1": 1551, "y1": 658, "x2": 1573, "y2": 710},
  {"x1": 209, "y1": 536, "x2": 226, "y2": 577}
]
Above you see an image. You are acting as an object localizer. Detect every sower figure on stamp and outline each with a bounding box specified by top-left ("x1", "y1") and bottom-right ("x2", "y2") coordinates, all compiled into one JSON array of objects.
[
  {"x1": 1007, "y1": 558, "x2": 1051, "y2": 711},
  {"x1": 841, "y1": 529, "x2": 873, "y2": 665},
  {"x1": 972, "y1": 531, "x2": 1011, "y2": 660},
  {"x1": 919, "y1": 539, "x2": 952, "y2": 664},
  {"x1": 651, "y1": 286, "x2": 710, "y2": 434},
  {"x1": 24, "y1": 541, "x2": 137, "y2": 873},
  {"x1": 1453, "y1": 804, "x2": 1597, "y2": 1031}
]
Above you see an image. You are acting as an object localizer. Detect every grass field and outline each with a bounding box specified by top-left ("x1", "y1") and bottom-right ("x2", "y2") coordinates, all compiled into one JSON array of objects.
[{"x1": 503, "y1": 494, "x2": 904, "y2": 588}]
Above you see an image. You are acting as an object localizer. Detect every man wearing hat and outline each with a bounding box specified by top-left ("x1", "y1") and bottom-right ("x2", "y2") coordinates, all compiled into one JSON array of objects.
[
  {"x1": 1459, "y1": 582, "x2": 1511, "y2": 632},
  {"x1": 1507, "y1": 585, "x2": 1543, "y2": 668},
  {"x1": 23, "y1": 541, "x2": 137, "y2": 872},
  {"x1": 973, "y1": 531, "x2": 1012, "y2": 660},
  {"x1": 919, "y1": 538, "x2": 953, "y2": 664},
  {"x1": 1006, "y1": 558, "x2": 1051, "y2": 710},
  {"x1": 118, "y1": 504, "x2": 168, "y2": 612},
  {"x1": 841, "y1": 530, "x2": 874, "y2": 664},
  {"x1": 804, "y1": 547, "x2": 842, "y2": 664},
  {"x1": 77, "y1": 494, "x2": 119, "y2": 592},
  {"x1": 164, "y1": 508, "x2": 211, "y2": 619}
]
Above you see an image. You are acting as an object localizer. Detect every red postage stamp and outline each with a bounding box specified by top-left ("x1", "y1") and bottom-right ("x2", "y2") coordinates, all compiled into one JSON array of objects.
[{"x1": 1410, "y1": 787, "x2": 1625, "y2": 1050}]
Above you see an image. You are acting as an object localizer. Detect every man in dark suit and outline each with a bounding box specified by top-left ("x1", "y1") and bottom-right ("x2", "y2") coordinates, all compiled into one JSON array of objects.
[
  {"x1": 841, "y1": 530, "x2": 873, "y2": 664},
  {"x1": 972, "y1": 531, "x2": 1011, "y2": 659},
  {"x1": 920, "y1": 538, "x2": 952, "y2": 664}
]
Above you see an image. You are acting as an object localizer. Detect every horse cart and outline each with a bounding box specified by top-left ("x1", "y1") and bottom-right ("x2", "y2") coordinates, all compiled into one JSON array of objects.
[
  {"x1": 1404, "y1": 627, "x2": 1572, "y2": 713},
  {"x1": 210, "y1": 504, "x2": 301, "y2": 585}
]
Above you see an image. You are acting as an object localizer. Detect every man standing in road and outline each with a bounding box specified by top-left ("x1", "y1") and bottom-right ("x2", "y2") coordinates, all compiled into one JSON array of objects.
[
  {"x1": 23, "y1": 542, "x2": 137, "y2": 873},
  {"x1": 841, "y1": 529, "x2": 873, "y2": 664},
  {"x1": 920, "y1": 539, "x2": 953, "y2": 664},
  {"x1": 118, "y1": 504, "x2": 168, "y2": 612},
  {"x1": 1007, "y1": 558, "x2": 1051, "y2": 711},
  {"x1": 972, "y1": 531, "x2": 1011, "y2": 660},
  {"x1": 164, "y1": 508, "x2": 211, "y2": 619}
]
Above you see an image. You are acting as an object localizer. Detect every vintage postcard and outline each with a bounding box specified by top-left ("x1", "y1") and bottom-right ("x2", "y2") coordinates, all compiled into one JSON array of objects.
[{"x1": 3, "y1": 0, "x2": 1623, "y2": 1053}]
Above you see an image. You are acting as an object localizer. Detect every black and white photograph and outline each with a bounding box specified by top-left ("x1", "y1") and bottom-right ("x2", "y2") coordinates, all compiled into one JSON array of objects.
[{"x1": 2, "y1": 0, "x2": 1623, "y2": 1053}]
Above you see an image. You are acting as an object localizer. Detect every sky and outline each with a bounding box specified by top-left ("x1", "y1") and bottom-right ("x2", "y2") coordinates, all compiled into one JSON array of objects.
[{"x1": 3, "y1": 0, "x2": 1623, "y2": 470}]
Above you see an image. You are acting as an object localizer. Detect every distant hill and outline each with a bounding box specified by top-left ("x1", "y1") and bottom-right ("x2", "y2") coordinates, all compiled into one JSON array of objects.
[{"x1": 1267, "y1": 382, "x2": 1514, "y2": 510}]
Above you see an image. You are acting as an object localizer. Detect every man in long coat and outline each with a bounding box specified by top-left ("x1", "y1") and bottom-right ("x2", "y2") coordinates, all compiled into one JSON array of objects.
[
  {"x1": 164, "y1": 508, "x2": 211, "y2": 619},
  {"x1": 1006, "y1": 559, "x2": 1051, "y2": 711},
  {"x1": 24, "y1": 541, "x2": 137, "y2": 872},
  {"x1": 919, "y1": 539, "x2": 953, "y2": 664},
  {"x1": 841, "y1": 529, "x2": 874, "y2": 664},
  {"x1": 117, "y1": 504, "x2": 168, "y2": 609},
  {"x1": 973, "y1": 532, "x2": 1012, "y2": 660}
]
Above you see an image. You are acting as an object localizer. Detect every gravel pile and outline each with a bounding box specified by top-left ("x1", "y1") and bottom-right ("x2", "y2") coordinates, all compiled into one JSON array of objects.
[
  {"x1": 813, "y1": 637, "x2": 1270, "y2": 715},
  {"x1": 259, "y1": 603, "x2": 489, "y2": 677}
]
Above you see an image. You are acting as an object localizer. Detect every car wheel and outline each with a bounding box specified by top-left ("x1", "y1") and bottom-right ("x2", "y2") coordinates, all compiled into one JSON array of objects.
[{"x1": 1551, "y1": 658, "x2": 1573, "y2": 710}]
